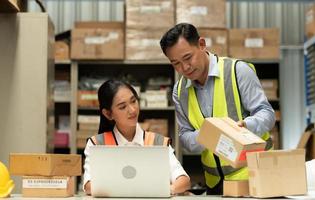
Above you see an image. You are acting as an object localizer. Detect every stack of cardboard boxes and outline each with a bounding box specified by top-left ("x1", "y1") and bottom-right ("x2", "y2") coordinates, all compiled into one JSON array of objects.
[
  {"x1": 10, "y1": 153, "x2": 81, "y2": 197},
  {"x1": 176, "y1": 0, "x2": 228, "y2": 56},
  {"x1": 197, "y1": 117, "x2": 307, "y2": 198},
  {"x1": 77, "y1": 115, "x2": 100, "y2": 149},
  {"x1": 125, "y1": 0, "x2": 174, "y2": 60},
  {"x1": 229, "y1": 28, "x2": 280, "y2": 60},
  {"x1": 71, "y1": 22, "x2": 125, "y2": 60},
  {"x1": 140, "y1": 119, "x2": 169, "y2": 137},
  {"x1": 67, "y1": 0, "x2": 280, "y2": 60}
]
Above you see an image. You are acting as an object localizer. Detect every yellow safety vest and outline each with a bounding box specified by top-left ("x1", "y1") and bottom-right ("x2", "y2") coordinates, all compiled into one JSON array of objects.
[
  {"x1": 177, "y1": 56, "x2": 272, "y2": 188},
  {"x1": 89, "y1": 131, "x2": 170, "y2": 146}
]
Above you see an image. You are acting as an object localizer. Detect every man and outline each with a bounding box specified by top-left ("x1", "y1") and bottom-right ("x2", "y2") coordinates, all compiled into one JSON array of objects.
[{"x1": 160, "y1": 23, "x2": 275, "y2": 195}]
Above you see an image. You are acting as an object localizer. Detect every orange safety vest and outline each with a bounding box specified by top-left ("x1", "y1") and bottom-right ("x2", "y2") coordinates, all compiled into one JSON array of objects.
[{"x1": 88, "y1": 131, "x2": 170, "y2": 146}]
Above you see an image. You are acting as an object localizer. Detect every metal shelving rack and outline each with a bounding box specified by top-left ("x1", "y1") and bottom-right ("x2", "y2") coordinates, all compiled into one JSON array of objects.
[{"x1": 304, "y1": 36, "x2": 315, "y2": 124}]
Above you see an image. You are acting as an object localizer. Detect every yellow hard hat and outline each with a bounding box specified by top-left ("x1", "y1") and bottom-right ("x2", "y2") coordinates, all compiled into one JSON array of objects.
[{"x1": 0, "y1": 161, "x2": 14, "y2": 198}]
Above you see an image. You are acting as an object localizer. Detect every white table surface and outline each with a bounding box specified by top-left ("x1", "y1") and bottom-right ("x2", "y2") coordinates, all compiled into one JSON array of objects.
[{"x1": 3, "y1": 194, "x2": 313, "y2": 200}]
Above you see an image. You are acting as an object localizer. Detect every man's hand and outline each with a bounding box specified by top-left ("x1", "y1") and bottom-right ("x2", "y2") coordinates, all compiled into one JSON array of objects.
[{"x1": 237, "y1": 120, "x2": 247, "y2": 128}]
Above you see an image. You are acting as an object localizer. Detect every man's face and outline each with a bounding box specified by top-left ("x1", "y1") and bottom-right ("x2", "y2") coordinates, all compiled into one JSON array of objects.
[{"x1": 165, "y1": 37, "x2": 208, "y2": 83}]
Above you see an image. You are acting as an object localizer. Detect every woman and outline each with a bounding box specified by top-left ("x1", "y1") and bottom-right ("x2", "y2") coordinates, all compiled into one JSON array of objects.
[{"x1": 83, "y1": 79, "x2": 191, "y2": 195}]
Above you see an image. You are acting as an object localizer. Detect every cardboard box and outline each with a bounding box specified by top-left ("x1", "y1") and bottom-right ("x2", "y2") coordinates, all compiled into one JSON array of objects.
[
  {"x1": 144, "y1": 119, "x2": 168, "y2": 137},
  {"x1": 126, "y1": 27, "x2": 168, "y2": 61},
  {"x1": 78, "y1": 115, "x2": 100, "y2": 124},
  {"x1": 144, "y1": 90, "x2": 168, "y2": 108},
  {"x1": 196, "y1": 117, "x2": 266, "y2": 168},
  {"x1": 22, "y1": 176, "x2": 74, "y2": 197},
  {"x1": 198, "y1": 28, "x2": 228, "y2": 56},
  {"x1": 264, "y1": 89, "x2": 278, "y2": 101},
  {"x1": 126, "y1": 0, "x2": 174, "y2": 28},
  {"x1": 10, "y1": 153, "x2": 81, "y2": 176},
  {"x1": 55, "y1": 41, "x2": 69, "y2": 60},
  {"x1": 260, "y1": 79, "x2": 278, "y2": 90},
  {"x1": 176, "y1": 0, "x2": 226, "y2": 28},
  {"x1": 78, "y1": 90, "x2": 98, "y2": 108},
  {"x1": 275, "y1": 110, "x2": 281, "y2": 121},
  {"x1": 306, "y1": 5, "x2": 315, "y2": 39},
  {"x1": 247, "y1": 149, "x2": 307, "y2": 198},
  {"x1": 223, "y1": 180, "x2": 249, "y2": 197},
  {"x1": 79, "y1": 122, "x2": 99, "y2": 131},
  {"x1": 71, "y1": 22, "x2": 124, "y2": 60},
  {"x1": 229, "y1": 28, "x2": 280, "y2": 59}
]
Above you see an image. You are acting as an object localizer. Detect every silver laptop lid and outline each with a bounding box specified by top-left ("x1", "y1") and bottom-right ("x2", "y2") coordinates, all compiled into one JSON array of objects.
[{"x1": 90, "y1": 145, "x2": 170, "y2": 198}]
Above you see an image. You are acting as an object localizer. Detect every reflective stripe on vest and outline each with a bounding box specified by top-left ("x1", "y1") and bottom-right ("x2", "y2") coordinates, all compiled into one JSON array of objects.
[
  {"x1": 178, "y1": 56, "x2": 272, "y2": 188},
  {"x1": 89, "y1": 131, "x2": 170, "y2": 146}
]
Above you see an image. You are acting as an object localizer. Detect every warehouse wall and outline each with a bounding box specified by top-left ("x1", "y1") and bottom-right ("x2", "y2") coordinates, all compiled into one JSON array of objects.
[{"x1": 29, "y1": 0, "x2": 311, "y2": 149}]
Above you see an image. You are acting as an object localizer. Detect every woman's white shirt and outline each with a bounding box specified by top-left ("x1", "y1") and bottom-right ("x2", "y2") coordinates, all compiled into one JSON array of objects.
[{"x1": 83, "y1": 123, "x2": 189, "y2": 190}]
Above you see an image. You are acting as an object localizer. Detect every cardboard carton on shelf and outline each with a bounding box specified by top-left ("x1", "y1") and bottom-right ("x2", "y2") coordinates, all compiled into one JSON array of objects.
[
  {"x1": 143, "y1": 119, "x2": 168, "y2": 137},
  {"x1": 77, "y1": 90, "x2": 98, "y2": 108},
  {"x1": 198, "y1": 28, "x2": 228, "y2": 56},
  {"x1": 22, "y1": 176, "x2": 74, "y2": 197},
  {"x1": 55, "y1": 41, "x2": 69, "y2": 61},
  {"x1": 176, "y1": 0, "x2": 226, "y2": 28},
  {"x1": 197, "y1": 117, "x2": 266, "y2": 168},
  {"x1": 223, "y1": 180, "x2": 249, "y2": 197},
  {"x1": 71, "y1": 22, "x2": 124, "y2": 60},
  {"x1": 229, "y1": 28, "x2": 280, "y2": 60},
  {"x1": 247, "y1": 149, "x2": 307, "y2": 198},
  {"x1": 306, "y1": 5, "x2": 315, "y2": 39},
  {"x1": 126, "y1": 27, "x2": 169, "y2": 61},
  {"x1": 126, "y1": 0, "x2": 174, "y2": 29},
  {"x1": 10, "y1": 153, "x2": 81, "y2": 176},
  {"x1": 260, "y1": 79, "x2": 278, "y2": 90}
]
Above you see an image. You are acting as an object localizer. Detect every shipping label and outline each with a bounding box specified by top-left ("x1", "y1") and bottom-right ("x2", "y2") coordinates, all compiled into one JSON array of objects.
[
  {"x1": 215, "y1": 134, "x2": 237, "y2": 162},
  {"x1": 244, "y1": 38, "x2": 264, "y2": 48},
  {"x1": 23, "y1": 178, "x2": 68, "y2": 189}
]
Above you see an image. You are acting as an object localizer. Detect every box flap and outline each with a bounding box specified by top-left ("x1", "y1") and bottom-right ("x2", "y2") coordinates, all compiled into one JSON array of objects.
[
  {"x1": 247, "y1": 149, "x2": 305, "y2": 169},
  {"x1": 219, "y1": 118, "x2": 266, "y2": 145}
]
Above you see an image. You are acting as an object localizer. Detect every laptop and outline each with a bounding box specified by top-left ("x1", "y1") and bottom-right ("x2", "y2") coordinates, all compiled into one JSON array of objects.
[{"x1": 89, "y1": 145, "x2": 171, "y2": 198}]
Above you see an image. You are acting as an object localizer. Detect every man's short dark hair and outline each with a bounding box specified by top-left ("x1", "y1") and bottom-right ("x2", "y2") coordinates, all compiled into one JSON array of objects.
[{"x1": 160, "y1": 23, "x2": 200, "y2": 55}]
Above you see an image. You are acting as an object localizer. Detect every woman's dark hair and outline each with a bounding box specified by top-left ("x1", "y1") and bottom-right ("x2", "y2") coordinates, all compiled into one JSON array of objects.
[
  {"x1": 97, "y1": 79, "x2": 139, "y2": 134},
  {"x1": 160, "y1": 23, "x2": 200, "y2": 55}
]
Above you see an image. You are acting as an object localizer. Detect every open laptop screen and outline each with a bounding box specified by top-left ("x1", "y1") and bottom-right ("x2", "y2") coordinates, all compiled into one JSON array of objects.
[{"x1": 89, "y1": 145, "x2": 171, "y2": 198}]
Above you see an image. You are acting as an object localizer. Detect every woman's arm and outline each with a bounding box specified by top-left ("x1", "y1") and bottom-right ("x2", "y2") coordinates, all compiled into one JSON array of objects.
[{"x1": 170, "y1": 175, "x2": 191, "y2": 195}]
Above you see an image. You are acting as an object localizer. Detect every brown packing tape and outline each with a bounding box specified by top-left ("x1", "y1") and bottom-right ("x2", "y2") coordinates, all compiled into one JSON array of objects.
[{"x1": 220, "y1": 117, "x2": 244, "y2": 132}]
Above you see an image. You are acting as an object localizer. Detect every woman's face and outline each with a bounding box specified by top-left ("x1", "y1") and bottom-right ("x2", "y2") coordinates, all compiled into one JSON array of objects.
[{"x1": 106, "y1": 86, "x2": 139, "y2": 129}]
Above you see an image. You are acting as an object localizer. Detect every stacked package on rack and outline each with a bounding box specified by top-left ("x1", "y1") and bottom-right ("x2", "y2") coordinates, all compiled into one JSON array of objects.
[
  {"x1": 176, "y1": 0, "x2": 228, "y2": 57},
  {"x1": 10, "y1": 153, "x2": 81, "y2": 197}
]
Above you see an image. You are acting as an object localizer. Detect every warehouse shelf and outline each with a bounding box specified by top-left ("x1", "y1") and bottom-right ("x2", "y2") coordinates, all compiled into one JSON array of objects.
[
  {"x1": 77, "y1": 106, "x2": 175, "y2": 111},
  {"x1": 72, "y1": 59, "x2": 170, "y2": 65},
  {"x1": 63, "y1": 60, "x2": 179, "y2": 158},
  {"x1": 55, "y1": 60, "x2": 71, "y2": 65}
]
